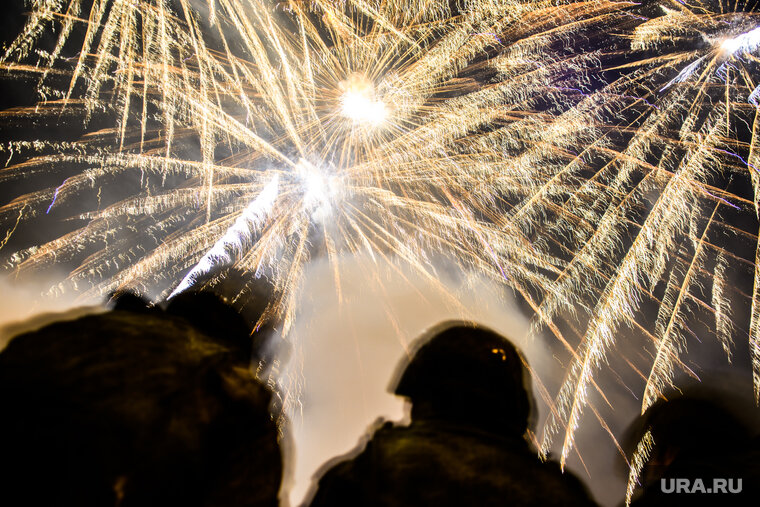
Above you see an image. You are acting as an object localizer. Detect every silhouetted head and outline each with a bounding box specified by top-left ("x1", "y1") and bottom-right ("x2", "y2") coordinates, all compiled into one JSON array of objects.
[
  {"x1": 640, "y1": 397, "x2": 750, "y2": 455},
  {"x1": 171, "y1": 267, "x2": 277, "y2": 328},
  {"x1": 623, "y1": 382, "x2": 760, "y2": 492},
  {"x1": 166, "y1": 268, "x2": 281, "y2": 369},
  {"x1": 108, "y1": 290, "x2": 156, "y2": 314},
  {"x1": 393, "y1": 322, "x2": 532, "y2": 435},
  {"x1": 0, "y1": 309, "x2": 282, "y2": 507},
  {"x1": 166, "y1": 290, "x2": 254, "y2": 363}
]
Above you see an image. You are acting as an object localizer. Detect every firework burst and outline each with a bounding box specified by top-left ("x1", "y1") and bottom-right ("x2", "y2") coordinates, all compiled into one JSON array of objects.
[{"x1": 1, "y1": 0, "x2": 616, "y2": 332}]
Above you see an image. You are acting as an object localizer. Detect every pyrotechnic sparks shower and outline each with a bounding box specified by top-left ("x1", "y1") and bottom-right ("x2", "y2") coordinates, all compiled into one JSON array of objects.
[{"x1": 1, "y1": 0, "x2": 760, "y2": 499}]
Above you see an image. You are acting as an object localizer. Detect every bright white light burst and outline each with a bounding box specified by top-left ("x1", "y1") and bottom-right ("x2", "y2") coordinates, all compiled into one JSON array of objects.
[
  {"x1": 296, "y1": 159, "x2": 337, "y2": 222},
  {"x1": 339, "y1": 73, "x2": 387, "y2": 126}
]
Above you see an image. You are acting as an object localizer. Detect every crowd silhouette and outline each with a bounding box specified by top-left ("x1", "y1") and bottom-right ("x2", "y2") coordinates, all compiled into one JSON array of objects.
[
  {"x1": 0, "y1": 287, "x2": 757, "y2": 506},
  {"x1": 0, "y1": 291, "x2": 281, "y2": 506}
]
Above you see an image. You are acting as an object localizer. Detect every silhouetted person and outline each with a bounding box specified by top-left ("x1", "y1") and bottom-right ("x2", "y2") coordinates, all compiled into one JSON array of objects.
[
  {"x1": 0, "y1": 296, "x2": 283, "y2": 506},
  {"x1": 624, "y1": 384, "x2": 760, "y2": 506},
  {"x1": 306, "y1": 322, "x2": 597, "y2": 507}
]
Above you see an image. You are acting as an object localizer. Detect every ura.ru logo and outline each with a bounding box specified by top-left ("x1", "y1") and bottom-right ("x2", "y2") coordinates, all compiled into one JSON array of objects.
[{"x1": 661, "y1": 478, "x2": 742, "y2": 494}]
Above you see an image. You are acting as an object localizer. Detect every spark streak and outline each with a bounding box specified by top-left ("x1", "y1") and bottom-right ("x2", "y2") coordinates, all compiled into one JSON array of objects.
[{"x1": 170, "y1": 175, "x2": 280, "y2": 297}]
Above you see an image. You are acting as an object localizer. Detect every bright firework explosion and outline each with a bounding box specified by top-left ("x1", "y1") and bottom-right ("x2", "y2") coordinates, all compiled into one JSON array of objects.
[
  {"x1": 0, "y1": 0, "x2": 611, "y2": 329},
  {"x1": 0, "y1": 0, "x2": 759, "y2": 499}
]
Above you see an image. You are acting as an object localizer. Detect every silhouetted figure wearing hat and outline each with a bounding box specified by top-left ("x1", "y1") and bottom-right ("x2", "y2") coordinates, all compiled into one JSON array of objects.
[
  {"x1": 306, "y1": 323, "x2": 597, "y2": 507},
  {"x1": 0, "y1": 294, "x2": 282, "y2": 506},
  {"x1": 624, "y1": 384, "x2": 760, "y2": 507}
]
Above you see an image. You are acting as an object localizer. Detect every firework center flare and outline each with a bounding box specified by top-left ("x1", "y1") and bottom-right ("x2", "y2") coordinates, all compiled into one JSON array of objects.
[{"x1": 338, "y1": 73, "x2": 387, "y2": 126}]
